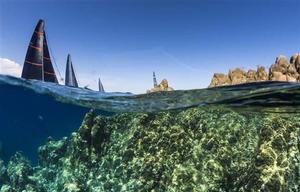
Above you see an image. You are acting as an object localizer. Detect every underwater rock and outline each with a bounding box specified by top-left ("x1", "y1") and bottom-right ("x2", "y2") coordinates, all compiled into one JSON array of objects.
[
  {"x1": 209, "y1": 54, "x2": 300, "y2": 87},
  {"x1": 0, "y1": 107, "x2": 299, "y2": 191},
  {"x1": 147, "y1": 79, "x2": 174, "y2": 93},
  {"x1": 0, "y1": 152, "x2": 43, "y2": 192},
  {"x1": 0, "y1": 160, "x2": 7, "y2": 185},
  {"x1": 0, "y1": 142, "x2": 3, "y2": 160}
]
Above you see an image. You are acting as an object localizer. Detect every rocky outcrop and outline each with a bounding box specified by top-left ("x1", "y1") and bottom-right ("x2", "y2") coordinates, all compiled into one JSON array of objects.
[
  {"x1": 269, "y1": 55, "x2": 299, "y2": 82},
  {"x1": 229, "y1": 68, "x2": 247, "y2": 84},
  {"x1": 209, "y1": 73, "x2": 231, "y2": 87},
  {"x1": 209, "y1": 54, "x2": 300, "y2": 87},
  {"x1": 290, "y1": 53, "x2": 300, "y2": 74},
  {"x1": 147, "y1": 79, "x2": 174, "y2": 93},
  {"x1": 256, "y1": 66, "x2": 269, "y2": 81}
]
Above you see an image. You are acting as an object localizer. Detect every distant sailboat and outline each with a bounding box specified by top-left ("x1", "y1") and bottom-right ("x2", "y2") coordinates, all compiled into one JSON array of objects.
[
  {"x1": 65, "y1": 54, "x2": 78, "y2": 87},
  {"x1": 153, "y1": 71, "x2": 158, "y2": 87},
  {"x1": 21, "y1": 19, "x2": 58, "y2": 83},
  {"x1": 98, "y1": 78, "x2": 105, "y2": 92}
]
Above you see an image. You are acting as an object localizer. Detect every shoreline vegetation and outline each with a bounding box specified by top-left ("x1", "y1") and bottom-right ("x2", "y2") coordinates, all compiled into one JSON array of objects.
[{"x1": 0, "y1": 106, "x2": 299, "y2": 191}]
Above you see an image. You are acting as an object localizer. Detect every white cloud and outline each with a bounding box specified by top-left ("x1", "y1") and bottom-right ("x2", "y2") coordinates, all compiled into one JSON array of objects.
[{"x1": 0, "y1": 58, "x2": 22, "y2": 77}]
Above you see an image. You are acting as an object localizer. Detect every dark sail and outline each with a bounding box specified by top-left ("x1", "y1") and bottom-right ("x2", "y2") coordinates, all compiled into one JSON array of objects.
[
  {"x1": 65, "y1": 54, "x2": 78, "y2": 87},
  {"x1": 98, "y1": 78, "x2": 105, "y2": 92},
  {"x1": 21, "y1": 20, "x2": 44, "y2": 80},
  {"x1": 43, "y1": 32, "x2": 58, "y2": 83}
]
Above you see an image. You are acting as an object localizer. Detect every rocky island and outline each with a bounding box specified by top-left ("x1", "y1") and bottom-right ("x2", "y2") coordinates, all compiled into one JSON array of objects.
[
  {"x1": 147, "y1": 79, "x2": 174, "y2": 93},
  {"x1": 209, "y1": 54, "x2": 300, "y2": 87}
]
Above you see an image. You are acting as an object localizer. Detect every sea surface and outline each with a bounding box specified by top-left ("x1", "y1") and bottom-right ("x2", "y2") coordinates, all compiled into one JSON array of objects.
[{"x1": 1, "y1": 74, "x2": 300, "y2": 163}]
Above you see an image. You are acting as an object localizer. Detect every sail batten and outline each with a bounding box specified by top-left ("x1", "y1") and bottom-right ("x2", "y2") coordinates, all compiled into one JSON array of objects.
[{"x1": 65, "y1": 54, "x2": 78, "y2": 87}]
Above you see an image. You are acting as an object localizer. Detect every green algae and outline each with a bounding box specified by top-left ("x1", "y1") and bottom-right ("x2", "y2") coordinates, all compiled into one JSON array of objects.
[{"x1": 0, "y1": 106, "x2": 299, "y2": 191}]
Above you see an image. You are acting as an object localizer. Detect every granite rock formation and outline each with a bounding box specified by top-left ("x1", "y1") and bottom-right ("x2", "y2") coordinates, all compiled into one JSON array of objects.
[
  {"x1": 0, "y1": 107, "x2": 299, "y2": 191},
  {"x1": 147, "y1": 79, "x2": 174, "y2": 93},
  {"x1": 209, "y1": 54, "x2": 300, "y2": 87}
]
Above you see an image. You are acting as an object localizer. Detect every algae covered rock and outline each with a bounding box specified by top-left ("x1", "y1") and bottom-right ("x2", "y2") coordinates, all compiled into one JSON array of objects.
[
  {"x1": 0, "y1": 160, "x2": 7, "y2": 186},
  {"x1": 0, "y1": 152, "x2": 42, "y2": 192},
  {"x1": 0, "y1": 106, "x2": 299, "y2": 191}
]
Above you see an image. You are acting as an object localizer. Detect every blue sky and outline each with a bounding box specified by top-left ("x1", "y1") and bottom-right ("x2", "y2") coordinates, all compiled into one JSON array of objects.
[{"x1": 0, "y1": 0, "x2": 299, "y2": 93}]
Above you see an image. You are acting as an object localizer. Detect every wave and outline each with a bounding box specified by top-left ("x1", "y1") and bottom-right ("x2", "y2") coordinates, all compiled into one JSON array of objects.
[{"x1": 1, "y1": 74, "x2": 300, "y2": 113}]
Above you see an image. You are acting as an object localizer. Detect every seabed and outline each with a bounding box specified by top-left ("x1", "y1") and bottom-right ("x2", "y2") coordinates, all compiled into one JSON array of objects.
[{"x1": 0, "y1": 105, "x2": 299, "y2": 191}]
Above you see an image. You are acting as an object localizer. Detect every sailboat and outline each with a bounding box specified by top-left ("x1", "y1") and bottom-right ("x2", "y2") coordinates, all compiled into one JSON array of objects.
[
  {"x1": 65, "y1": 54, "x2": 79, "y2": 87},
  {"x1": 153, "y1": 71, "x2": 158, "y2": 87},
  {"x1": 21, "y1": 19, "x2": 58, "y2": 83},
  {"x1": 98, "y1": 78, "x2": 105, "y2": 92}
]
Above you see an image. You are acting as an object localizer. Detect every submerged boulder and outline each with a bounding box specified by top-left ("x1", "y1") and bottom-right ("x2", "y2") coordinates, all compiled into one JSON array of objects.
[
  {"x1": 0, "y1": 160, "x2": 7, "y2": 185},
  {"x1": 1, "y1": 106, "x2": 299, "y2": 191},
  {"x1": 0, "y1": 152, "x2": 42, "y2": 192}
]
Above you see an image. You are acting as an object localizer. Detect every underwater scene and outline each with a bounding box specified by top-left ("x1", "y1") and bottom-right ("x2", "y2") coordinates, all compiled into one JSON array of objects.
[
  {"x1": 1, "y1": 0, "x2": 300, "y2": 191},
  {"x1": 0, "y1": 74, "x2": 299, "y2": 191}
]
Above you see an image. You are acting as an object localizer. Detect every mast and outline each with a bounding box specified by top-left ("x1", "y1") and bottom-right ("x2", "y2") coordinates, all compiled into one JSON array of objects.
[
  {"x1": 21, "y1": 20, "x2": 44, "y2": 80},
  {"x1": 43, "y1": 31, "x2": 58, "y2": 83},
  {"x1": 65, "y1": 54, "x2": 78, "y2": 87},
  {"x1": 98, "y1": 78, "x2": 105, "y2": 92},
  {"x1": 153, "y1": 71, "x2": 158, "y2": 87}
]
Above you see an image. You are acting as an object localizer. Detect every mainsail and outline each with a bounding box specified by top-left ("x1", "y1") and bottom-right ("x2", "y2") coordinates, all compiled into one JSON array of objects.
[
  {"x1": 21, "y1": 19, "x2": 58, "y2": 82},
  {"x1": 65, "y1": 54, "x2": 78, "y2": 87},
  {"x1": 98, "y1": 78, "x2": 105, "y2": 92}
]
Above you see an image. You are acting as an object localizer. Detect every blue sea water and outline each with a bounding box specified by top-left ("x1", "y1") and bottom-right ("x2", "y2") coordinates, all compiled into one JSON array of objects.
[
  {"x1": 0, "y1": 75, "x2": 115, "y2": 163},
  {"x1": 1, "y1": 74, "x2": 300, "y2": 164}
]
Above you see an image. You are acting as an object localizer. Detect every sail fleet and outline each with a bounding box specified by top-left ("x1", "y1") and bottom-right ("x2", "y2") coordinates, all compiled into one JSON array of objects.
[{"x1": 21, "y1": 19, "x2": 105, "y2": 92}]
